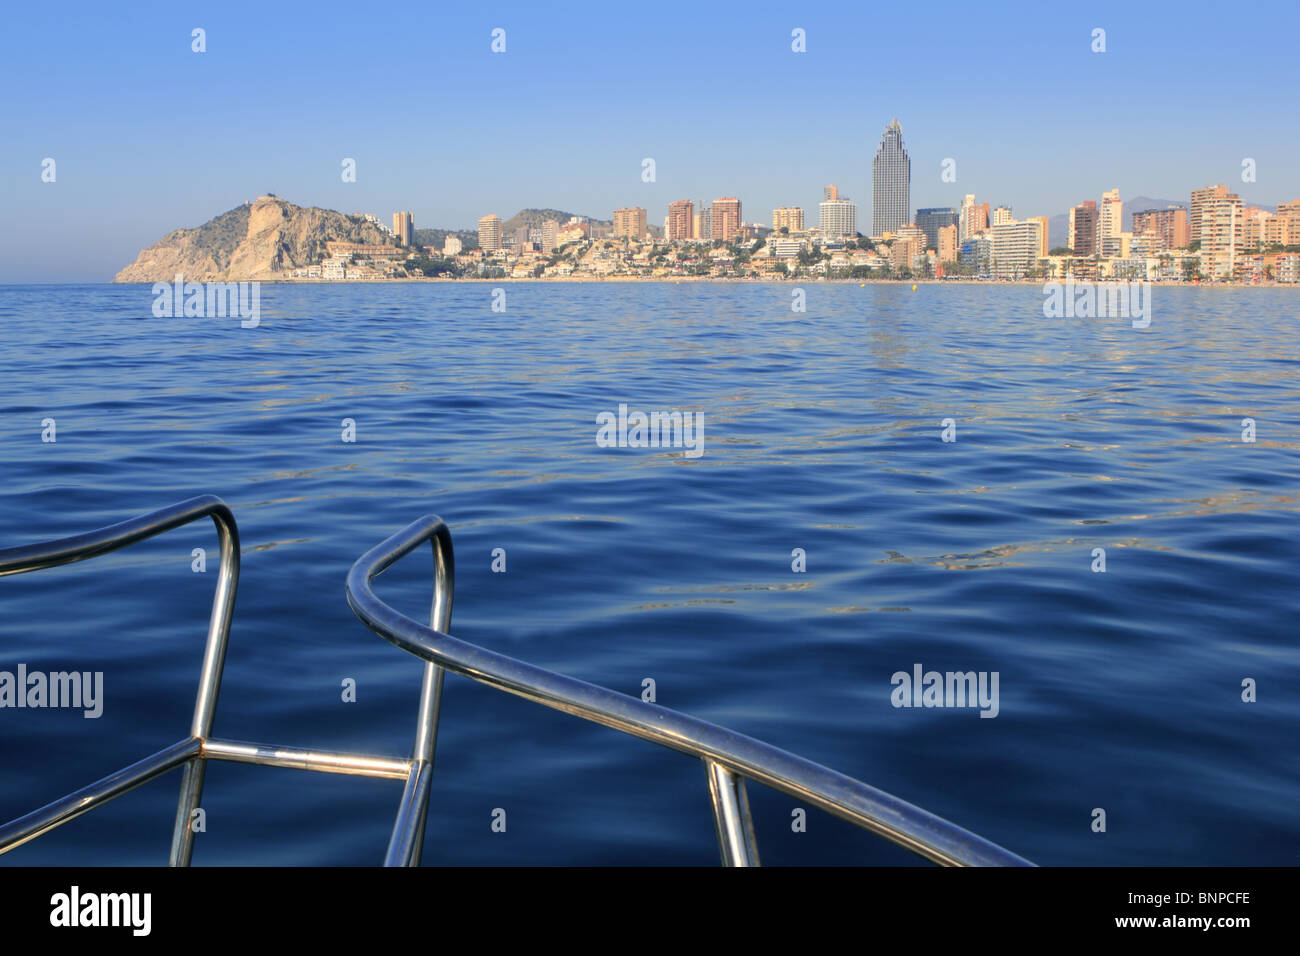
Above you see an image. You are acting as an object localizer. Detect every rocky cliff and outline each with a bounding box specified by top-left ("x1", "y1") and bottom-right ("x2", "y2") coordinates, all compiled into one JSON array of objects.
[{"x1": 114, "y1": 196, "x2": 394, "y2": 282}]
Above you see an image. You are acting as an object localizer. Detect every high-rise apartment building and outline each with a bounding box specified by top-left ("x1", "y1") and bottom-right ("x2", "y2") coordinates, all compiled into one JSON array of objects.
[
  {"x1": 393, "y1": 211, "x2": 414, "y2": 246},
  {"x1": 819, "y1": 198, "x2": 857, "y2": 239},
  {"x1": 872, "y1": 118, "x2": 911, "y2": 236},
  {"x1": 895, "y1": 222, "x2": 927, "y2": 254},
  {"x1": 959, "y1": 236, "x2": 992, "y2": 274},
  {"x1": 1241, "y1": 206, "x2": 1272, "y2": 248},
  {"x1": 889, "y1": 233, "x2": 923, "y2": 271},
  {"x1": 772, "y1": 207, "x2": 805, "y2": 232},
  {"x1": 991, "y1": 218, "x2": 1046, "y2": 278},
  {"x1": 1068, "y1": 200, "x2": 1098, "y2": 255},
  {"x1": 1132, "y1": 207, "x2": 1189, "y2": 251},
  {"x1": 540, "y1": 221, "x2": 558, "y2": 253},
  {"x1": 1277, "y1": 199, "x2": 1300, "y2": 235},
  {"x1": 1260, "y1": 200, "x2": 1300, "y2": 247},
  {"x1": 937, "y1": 224, "x2": 958, "y2": 263},
  {"x1": 1028, "y1": 216, "x2": 1050, "y2": 259},
  {"x1": 1198, "y1": 188, "x2": 1244, "y2": 278},
  {"x1": 478, "y1": 214, "x2": 502, "y2": 252},
  {"x1": 824, "y1": 185, "x2": 839, "y2": 201},
  {"x1": 667, "y1": 200, "x2": 695, "y2": 240},
  {"x1": 1263, "y1": 215, "x2": 1294, "y2": 248},
  {"x1": 959, "y1": 194, "x2": 976, "y2": 242},
  {"x1": 1099, "y1": 189, "x2": 1123, "y2": 243},
  {"x1": 612, "y1": 206, "x2": 648, "y2": 239},
  {"x1": 1190, "y1": 185, "x2": 1231, "y2": 245},
  {"x1": 712, "y1": 197, "x2": 742, "y2": 241},
  {"x1": 992, "y1": 205, "x2": 1013, "y2": 227},
  {"x1": 916, "y1": 207, "x2": 958, "y2": 252}
]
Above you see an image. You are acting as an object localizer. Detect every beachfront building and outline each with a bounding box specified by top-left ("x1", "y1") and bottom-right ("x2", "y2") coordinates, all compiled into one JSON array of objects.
[
  {"x1": 1190, "y1": 184, "x2": 1232, "y2": 246},
  {"x1": 1068, "y1": 200, "x2": 1098, "y2": 256},
  {"x1": 1132, "y1": 207, "x2": 1189, "y2": 251},
  {"x1": 1099, "y1": 189, "x2": 1123, "y2": 245},
  {"x1": 990, "y1": 217, "x2": 1047, "y2": 278},
  {"x1": 959, "y1": 236, "x2": 992, "y2": 274},
  {"x1": 1198, "y1": 188, "x2": 1244, "y2": 279}
]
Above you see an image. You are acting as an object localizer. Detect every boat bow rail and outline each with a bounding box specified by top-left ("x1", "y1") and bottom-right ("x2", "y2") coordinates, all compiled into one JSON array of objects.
[{"x1": 0, "y1": 496, "x2": 1032, "y2": 866}]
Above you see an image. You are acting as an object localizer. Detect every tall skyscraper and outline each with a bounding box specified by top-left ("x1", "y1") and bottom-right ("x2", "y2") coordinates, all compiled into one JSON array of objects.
[
  {"x1": 712, "y1": 197, "x2": 742, "y2": 240},
  {"x1": 871, "y1": 118, "x2": 910, "y2": 236},
  {"x1": 478, "y1": 214, "x2": 502, "y2": 252},
  {"x1": 393, "y1": 211, "x2": 414, "y2": 245},
  {"x1": 917, "y1": 208, "x2": 958, "y2": 252},
  {"x1": 1068, "y1": 200, "x2": 1098, "y2": 255},
  {"x1": 667, "y1": 200, "x2": 694, "y2": 240},
  {"x1": 819, "y1": 197, "x2": 857, "y2": 239}
]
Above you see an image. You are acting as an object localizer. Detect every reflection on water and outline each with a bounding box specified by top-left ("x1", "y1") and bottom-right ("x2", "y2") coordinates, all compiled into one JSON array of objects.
[{"x1": 0, "y1": 282, "x2": 1297, "y2": 866}]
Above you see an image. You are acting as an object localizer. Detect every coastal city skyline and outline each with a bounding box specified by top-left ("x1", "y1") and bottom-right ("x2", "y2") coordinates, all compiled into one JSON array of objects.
[
  {"x1": 126, "y1": 115, "x2": 1293, "y2": 285},
  {"x1": 4, "y1": 0, "x2": 1300, "y2": 282}
]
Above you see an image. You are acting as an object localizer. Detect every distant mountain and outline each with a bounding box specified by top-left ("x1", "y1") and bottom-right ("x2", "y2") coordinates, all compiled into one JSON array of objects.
[
  {"x1": 412, "y1": 227, "x2": 478, "y2": 251},
  {"x1": 114, "y1": 195, "x2": 394, "y2": 281},
  {"x1": 1122, "y1": 197, "x2": 1188, "y2": 231},
  {"x1": 501, "y1": 208, "x2": 601, "y2": 234},
  {"x1": 1046, "y1": 195, "x2": 1191, "y2": 251}
]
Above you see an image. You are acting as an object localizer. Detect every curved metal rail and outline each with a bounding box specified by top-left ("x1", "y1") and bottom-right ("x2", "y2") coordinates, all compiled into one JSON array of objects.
[
  {"x1": 0, "y1": 496, "x2": 412, "y2": 865},
  {"x1": 346, "y1": 515, "x2": 1033, "y2": 867},
  {"x1": 0, "y1": 497, "x2": 1032, "y2": 866}
]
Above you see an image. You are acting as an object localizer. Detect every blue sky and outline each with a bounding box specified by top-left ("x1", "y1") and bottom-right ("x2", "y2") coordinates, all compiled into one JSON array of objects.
[{"x1": 2, "y1": 0, "x2": 1297, "y2": 281}]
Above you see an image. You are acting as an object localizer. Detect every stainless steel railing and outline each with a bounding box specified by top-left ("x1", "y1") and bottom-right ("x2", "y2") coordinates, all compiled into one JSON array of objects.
[
  {"x1": 0, "y1": 496, "x2": 411, "y2": 865},
  {"x1": 346, "y1": 515, "x2": 1033, "y2": 867},
  {"x1": 0, "y1": 496, "x2": 1032, "y2": 866}
]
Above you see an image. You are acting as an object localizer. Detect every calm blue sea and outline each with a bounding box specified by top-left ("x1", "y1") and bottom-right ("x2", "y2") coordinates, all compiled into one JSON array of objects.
[{"x1": 0, "y1": 282, "x2": 1297, "y2": 865}]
